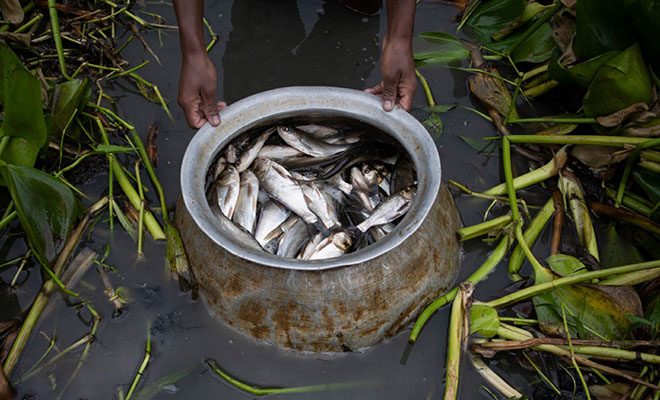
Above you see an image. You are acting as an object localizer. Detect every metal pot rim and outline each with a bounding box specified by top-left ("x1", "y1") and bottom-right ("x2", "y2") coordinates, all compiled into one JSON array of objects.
[{"x1": 180, "y1": 86, "x2": 441, "y2": 270}]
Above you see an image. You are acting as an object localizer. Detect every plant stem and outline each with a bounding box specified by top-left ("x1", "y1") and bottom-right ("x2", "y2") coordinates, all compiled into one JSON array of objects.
[
  {"x1": 522, "y1": 351, "x2": 561, "y2": 396},
  {"x1": 484, "y1": 146, "x2": 568, "y2": 196},
  {"x1": 135, "y1": 162, "x2": 145, "y2": 257},
  {"x1": 409, "y1": 235, "x2": 509, "y2": 343},
  {"x1": 415, "y1": 69, "x2": 435, "y2": 107},
  {"x1": 522, "y1": 64, "x2": 549, "y2": 81},
  {"x1": 508, "y1": 198, "x2": 554, "y2": 280},
  {"x1": 507, "y1": 134, "x2": 650, "y2": 147},
  {"x1": 47, "y1": 0, "x2": 72, "y2": 80},
  {"x1": 616, "y1": 137, "x2": 660, "y2": 207},
  {"x1": 470, "y1": 356, "x2": 523, "y2": 399},
  {"x1": 485, "y1": 259, "x2": 660, "y2": 308},
  {"x1": 457, "y1": 215, "x2": 512, "y2": 241},
  {"x1": 523, "y1": 80, "x2": 560, "y2": 99},
  {"x1": 205, "y1": 359, "x2": 356, "y2": 395},
  {"x1": 444, "y1": 283, "x2": 472, "y2": 400},
  {"x1": 0, "y1": 211, "x2": 17, "y2": 232},
  {"x1": 125, "y1": 323, "x2": 151, "y2": 400},
  {"x1": 599, "y1": 267, "x2": 660, "y2": 286},
  {"x1": 2, "y1": 197, "x2": 107, "y2": 376},
  {"x1": 640, "y1": 160, "x2": 660, "y2": 174}
]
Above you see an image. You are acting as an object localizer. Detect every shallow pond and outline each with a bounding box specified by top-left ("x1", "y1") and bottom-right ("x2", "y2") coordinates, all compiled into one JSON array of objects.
[{"x1": 1, "y1": 0, "x2": 551, "y2": 398}]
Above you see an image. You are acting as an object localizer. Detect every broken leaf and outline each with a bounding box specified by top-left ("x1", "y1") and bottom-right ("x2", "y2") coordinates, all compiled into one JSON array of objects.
[
  {"x1": 548, "y1": 50, "x2": 618, "y2": 88},
  {"x1": 47, "y1": 78, "x2": 91, "y2": 138},
  {"x1": 463, "y1": 0, "x2": 525, "y2": 46},
  {"x1": 423, "y1": 112, "x2": 443, "y2": 137},
  {"x1": 0, "y1": 0, "x2": 24, "y2": 24},
  {"x1": 413, "y1": 32, "x2": 469, "y2": 66},
  {"x1": 470, "y1": 304, "x2": 500, "y2": 338}
]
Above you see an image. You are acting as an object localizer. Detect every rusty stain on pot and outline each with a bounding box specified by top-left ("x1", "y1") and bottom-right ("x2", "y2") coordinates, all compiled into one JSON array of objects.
[{"x1": 175, "y1": 87, "x2": 461, "y2": 352}]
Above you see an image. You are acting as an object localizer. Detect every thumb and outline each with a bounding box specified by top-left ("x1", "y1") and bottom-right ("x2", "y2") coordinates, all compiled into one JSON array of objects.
[
  {"x1": 201, "y1": 85, "x2": 221, "y2": 126},
  {"x1": 381, "y1": 74, "x2": 399, "y2": 112}
]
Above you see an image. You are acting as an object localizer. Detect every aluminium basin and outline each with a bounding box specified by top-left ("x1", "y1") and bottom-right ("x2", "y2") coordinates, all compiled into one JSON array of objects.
[{"x1": 174, "y1": 86, "x2": 461, "y2": 352}]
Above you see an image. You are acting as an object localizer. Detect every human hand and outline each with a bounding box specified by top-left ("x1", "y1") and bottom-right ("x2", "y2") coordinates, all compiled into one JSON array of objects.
[
  {"x1": 178, "y1": 53, "x2": 227, "y2": 129},
  {"x1": 366, "y1": 37, "x2": 417, "y2": 112}
]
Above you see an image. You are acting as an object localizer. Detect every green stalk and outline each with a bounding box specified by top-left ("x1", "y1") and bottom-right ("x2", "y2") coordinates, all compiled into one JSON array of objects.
[
  {"x1": 641, "y1": 150, "x2": 660, "y2": 163},
  {"x1": 205, "y1": 359, "x2": 356, "y2": 395},
  {"x1": 125, "y1": 323, "x2": 151, "y2": 400},
  {"x1": 506, "y1": 2, "x2": 562, "y2": 55},
  {"x1": 508, "y1": 117, "x2": 596, "y2": 124},
  {"x1": 47, "y1": 0, "x2": 72, "y2": 80},
  {"x1": 409, "y1": 235, "x2": 509, "y2": 343},
  {"x1": 13, "y1": 13, "x2": 42, "y2": 33},
  {"x1": 19, "y1": 332, "x2": 92, "y2": 383},
  {"x1": 503, "y1": 77, "x2": 522, "y2": 124},
  {"x1": 0, "y1": 211, "x2": 17, "y2": 231},
  {"x1": 457, "y1": 215, "x2": 512, "y2": 241},
  {"x1": 443, "y1": 284, "x2": 470, "y2": 400},
  {"x1": 135, "y1": 162, "x2": 145, "y2": 257},
  {"x1": 87, "y1": 103, "x2": 135, "y2": 130},
  {"x1": 522, "y1": 64, "x2": 549, "y2": 81},
  {"x1": 470, "y1": 356, "x2": 523, "y2": 399},
  {"x1": 640, "y1": 160, "x2": 660, "y2": 174},
  {"x1": 616, "y1": 138, "x2": 660, "y2": 207},
  {"x1": 415, "y1": 69, "x2": 435, "y2": 107},
  {"x1": 108, "y1": 60, "x2": 149, "y2": 80},
  {"x1": 507, "y1": 134, "x2": 650, "y2": 147},
  {"x1": 496, "y1": 324, "x2": 660, "y2": 390},
  {"x1": 485, "y1": 259, "x2": 660, "y2": 308},
  {"x1": 522, "y1": 351, "x2": 561, "y2": 396},
  {"x1": 561, "y1": 305, "x2": 591, "y2": 400},
  {"x1": 599, "y1": 267, "x2": 660, "y2": 286},
  {"x1": 523, "y1": 80, "x2": 560, "y2": 99},
  {"x1": 508, "y1": 198, "x2": 554, "y2": 280},
  {"x1": 560, "y1": 345, "x2": 660, "y2": 364},
  {"x1": 445, "y1": 65, "x2": 517, "y2": 86},
  {"x1": 484, "y1": 145, "x2": 568, "y2": 196},
  {"x1": 2, "y1": 198, "x2": 108, "y2": 375},
  {"x1": 90, "y1": 116, "x2": 165, "y2": 240}
]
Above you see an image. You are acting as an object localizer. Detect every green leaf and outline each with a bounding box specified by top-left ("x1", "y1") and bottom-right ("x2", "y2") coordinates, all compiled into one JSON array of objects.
[
  {"x1": 583, "y1": 44, "x2": 652, "y2": 117},
  {"x1": 423, "y1": 104, "x2": 458, "y2": 113},
  {"x1": 0, "y1": 42, "x2": 47, "y2": 168},
  {"x1": 470, "y1": 304, "x2": 500, "y2": 338},
  {"x1": 1, "y1": 165, "x2": 80, "y2": 263},
  {"x1": 459, "y1": 135, "x2": 491, "y2": 152},
  {"x1": 532, "y1": 255, "x2": 644, "y2": 340},
  {"x1": 464, "y1": 0, "x2": 526, "y2": 45},
  {"x1": 511, "y1": 23, "x2": 556, "y2": 63},
  {"x1": 574, "y1": 0, "x2": 636, "y2": 59},
  {"x1": 600, "y1": 224, "x2": 644, "y2": 269},
  {"x1": 545, "y1": 254, "x2": 587, "y2": 277},
  {"x1": 422, "y1": 112, "x2": 443, "y2": 137},
  {"x1": 622, "y1": 0, "x2": 660, "y2": 72},
  {"x1": 413, "y1": 32, "x2": 469, "y2": 66},
  {"x1": 632, "y1": 168, "x2": 660, "y2": 204},
  {"x1": 46, "y1": 79, "x2": 91, "y2": 138},
  {"x1": 548, "y1": 51, "x2": 618, "y2": 88}
]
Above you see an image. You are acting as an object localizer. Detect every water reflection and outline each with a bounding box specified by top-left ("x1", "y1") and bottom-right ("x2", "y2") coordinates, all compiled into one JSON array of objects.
[{"x1": 222, "y1": 0, "x2": 380, "y2": 103}]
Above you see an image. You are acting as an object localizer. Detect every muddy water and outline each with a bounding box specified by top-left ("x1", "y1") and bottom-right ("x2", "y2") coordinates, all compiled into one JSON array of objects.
[{"x1": 1, "y1": 1, "x2": 548, "y2": 398}]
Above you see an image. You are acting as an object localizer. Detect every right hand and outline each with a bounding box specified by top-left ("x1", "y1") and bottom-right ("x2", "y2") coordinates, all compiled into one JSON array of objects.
[{"x1": 178, "y1": 53, "x2": 227, "y2": 129}]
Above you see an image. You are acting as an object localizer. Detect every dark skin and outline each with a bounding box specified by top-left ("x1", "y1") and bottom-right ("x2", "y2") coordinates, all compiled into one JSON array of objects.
[{"x1": 173, "y1": 0, "x2": 417, "y2": 129}]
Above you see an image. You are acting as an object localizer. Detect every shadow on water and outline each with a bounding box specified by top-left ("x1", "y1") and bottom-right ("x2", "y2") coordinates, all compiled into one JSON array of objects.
[{"x1": 1, "y1": 1, "x2": 536, "y2": 398}]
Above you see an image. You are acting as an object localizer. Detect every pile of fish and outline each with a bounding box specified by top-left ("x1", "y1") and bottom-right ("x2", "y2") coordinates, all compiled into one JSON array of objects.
[{"x1": 206, "y1": 123, "x2": 417, "y2": 260}]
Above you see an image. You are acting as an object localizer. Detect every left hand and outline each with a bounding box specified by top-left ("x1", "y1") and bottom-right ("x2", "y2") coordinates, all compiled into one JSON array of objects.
[{"x1": 366, "y1": 37, "x2": 417, "y2": 112}]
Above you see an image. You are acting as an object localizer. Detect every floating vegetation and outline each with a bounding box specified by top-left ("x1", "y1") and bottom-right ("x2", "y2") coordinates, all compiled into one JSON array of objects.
[{"x1": 413, "y1": 0, "x2": 660, "y2": 398}]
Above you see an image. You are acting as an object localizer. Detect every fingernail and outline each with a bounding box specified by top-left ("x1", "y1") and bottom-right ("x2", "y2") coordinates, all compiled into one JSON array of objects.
[
  {"x1": 384, "y1": 100, "x2": 393, "y2": 111},
  {"x1": 212, "y1": 115, "x2": 220, "y2": 125}
]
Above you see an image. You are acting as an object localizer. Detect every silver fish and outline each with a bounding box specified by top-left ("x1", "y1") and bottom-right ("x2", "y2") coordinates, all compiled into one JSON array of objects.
[
  {"x1": 276, "y1": 217, "x2": 308, "y2": 258},
  {"x1": 233, "y1": 171, "x2": 259, "y2": 234},
  {"x1": 253, "y1": 158, "x2": 318, "y2": 224},
  {"x1": 296, "y1": 124, "x2": 339, "y2": 139},
  {"x1": 236, "y1": 128, "x2": 275, "y2": 172},
  {"x1": 350, "y1": 167, "x2": 379, "y2": 212},
  {"x1": 254, "y1": 199, "x2": 290, "y2": 247},
  {"x1": 357, "y1": 186, "x2": 416, "y2": 232},
  {"x1": 257, "y1": 145, "x2": 304, "y2": 161},
  {"x1": 327, "y1": 173, "x2": 353, "y2": 195},
  {"x1": 363, "y1": 163, "x2": 389, "y2": 196},
  {"x1": 213, "y1": 156, "x2": 227, "y2": 180},
  {"x1": 307, "y1": 231, "x2": 353, "y2": 260},
  {"x1": 215, "y1": 166, "x2": 240, "y2": 219},
  {"x1": 298, "y1": 232, "x2": 324, "y2": 260},
  {"x1": 277, "y1": 126, "x2": 350, "y2": 157},
  {"x1": 323, "y1": 130, "x2": 363, "y2": 145},
  {"x1": 210, "y1": 204, "x2": 263, "y2": 252},
  {"x1": 224, "y1": 135, "x2": 250, "y2": 164},
  {"x1": 301, "y1": 182, "x2": 340, "y2": 230},
  {"x1": 369, "y1": 223, "x2": 395, "y2": 241}
]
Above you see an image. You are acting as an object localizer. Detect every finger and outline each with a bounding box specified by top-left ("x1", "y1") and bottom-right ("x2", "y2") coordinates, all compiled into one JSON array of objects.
[
  {"x1": 201, "y1": 87, "x2": 221, "y2": 126},
  {"x1": 217, "y1": 101, "x2": 228, "y2": 111},
  {"x1": 365, "y1": 83, "x2": 383, "y2": 95},
  {"x1": 398, "y1": 91, "x2": 414, "y2": 112},
  {"x1": 181, "y1": 97, "x2": 206, "y2": 129},
  {"x1": 381, "y1": 75, "x2": 399, "y2": 112}
]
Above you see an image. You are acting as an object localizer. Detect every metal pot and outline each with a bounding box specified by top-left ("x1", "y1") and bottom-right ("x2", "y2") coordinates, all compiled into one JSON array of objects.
[{"x1": 175, "y1": 86, "x2": 461, "y2": 352}]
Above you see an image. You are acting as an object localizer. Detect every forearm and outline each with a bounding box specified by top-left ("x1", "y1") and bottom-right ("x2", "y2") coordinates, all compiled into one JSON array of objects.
[
  {"x1": 384, "y1": 0, "x2": 415, "y2": 45},
  {"x1": 173, "y1": 0, "x2": 206, "y2": 59}
]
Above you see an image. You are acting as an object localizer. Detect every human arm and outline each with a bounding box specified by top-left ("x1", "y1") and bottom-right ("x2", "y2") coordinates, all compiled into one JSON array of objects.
[
  {"x1": 365, "y1": 0, "x2": 417, "y2": 112},
  {"x1": 173, "y1": 0, "x2": 226, "y2": 128}
]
